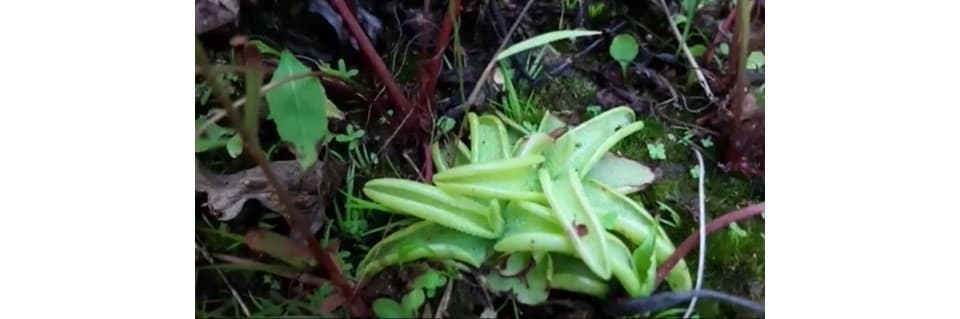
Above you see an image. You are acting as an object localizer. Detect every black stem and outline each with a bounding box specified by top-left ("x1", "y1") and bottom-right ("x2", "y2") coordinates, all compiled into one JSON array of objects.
[{"x1": 605, "y1": 289, "x2": 765, "y2": 317}]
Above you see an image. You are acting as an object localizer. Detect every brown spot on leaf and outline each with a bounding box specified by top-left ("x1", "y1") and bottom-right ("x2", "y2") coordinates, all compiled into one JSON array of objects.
[{"x1": 575, "y1": 224, "x2": 588, "y2": 237}]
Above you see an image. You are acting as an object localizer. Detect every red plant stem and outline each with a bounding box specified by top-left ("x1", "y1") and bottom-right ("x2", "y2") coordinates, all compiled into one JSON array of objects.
[
  {"x1": 417, "y1": 0, "x2": 462, "y2": 109},
  {"x1": 653, "y1": 203, "x2": 765, "y2": 289},
  {"x1": 326, "y1": 0, "x2": 413, "y2": 115},
  {"x1": 703, "y1": 10, "x2": 736, "y2": 66},
  {"x1": 724, "y1": 0, "x2": 752, "y2": 167}
]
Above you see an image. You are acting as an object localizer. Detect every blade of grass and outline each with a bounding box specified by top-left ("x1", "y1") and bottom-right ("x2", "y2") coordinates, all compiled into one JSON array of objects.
[{"x1": 496, "y1": 30, "x2": 601, "y2": 61}]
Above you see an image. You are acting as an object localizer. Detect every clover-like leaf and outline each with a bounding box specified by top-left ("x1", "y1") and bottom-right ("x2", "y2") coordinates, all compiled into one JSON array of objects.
[{"x1": 486, "y1": 252, "x2": 552, "y2": 305}]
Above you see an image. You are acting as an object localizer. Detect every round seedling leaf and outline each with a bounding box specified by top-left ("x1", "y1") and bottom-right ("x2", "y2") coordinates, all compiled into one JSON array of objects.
[{"x1": 609, "y1": 34, "x2": 639, "y2": 64}]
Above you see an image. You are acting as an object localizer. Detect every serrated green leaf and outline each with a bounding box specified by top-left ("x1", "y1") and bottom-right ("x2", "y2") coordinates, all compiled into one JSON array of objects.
[{"x1": 266, "y1": 50, "x2": 329, "y2": 170}]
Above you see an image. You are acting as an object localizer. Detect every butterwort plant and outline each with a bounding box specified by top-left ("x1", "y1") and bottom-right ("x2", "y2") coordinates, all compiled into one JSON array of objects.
[{"x1": 354, "y1": 106, "x2": 693, "y2": 305}]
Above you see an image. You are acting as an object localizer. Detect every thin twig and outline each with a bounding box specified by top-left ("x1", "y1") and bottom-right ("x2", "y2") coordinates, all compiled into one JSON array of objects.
[
  {"x1": 196, "y1": 42, "x2": 353, "y2": 296},
  {"x1": 196, "y1": 240, "x2": 251, "y2": 317},
  {"x1": 654, "y1": 203, "x2": 765, "y2": 289},
  {"x1": 433, "y1": 278, "x2": 455, "y2": 319},
  {"x1": 654, "y1": 0, "x2": 717, "y2": 102},
  {"x1": 211, "y1": 254, "x2": 331, "y2": 287},
  {"x1": 683, "y1": 149, "x2": 708, "y2": 319},
  {"x1": 196, "y1": 70, "x2": 326, "y2": 138}
]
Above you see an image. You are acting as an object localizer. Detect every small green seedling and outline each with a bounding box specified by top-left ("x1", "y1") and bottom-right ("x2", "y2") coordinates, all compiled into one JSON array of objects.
[
  {"x1": 609, "y1": 34, "x2": 639, "y2": 78},
  {"x1": 335, "y1": 124, "x2": 365, "y2": 150},
  {"x1": 372, "y1": 269, "x2": 448, "y2": 318},
  {"x1": 689, "y1": 165, "x2": 701, "y2": 179},
  {"x1": 746, "y1": 51, "x2": 765, "y2": 70},
  {"x1": 646, "y1": 143, "x2": 667, "y2": 160},
  {"x1": 700, "y1": 136, "x2": 714, "y2": 148},
  {"x1": 321, "y1": 58, "x2": 359, "y2": 80}
]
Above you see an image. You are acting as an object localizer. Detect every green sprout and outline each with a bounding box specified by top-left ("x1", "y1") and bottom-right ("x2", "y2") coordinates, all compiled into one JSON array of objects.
[{"x1": 609, "y1": 34, "x2": 639, "y2": 78}]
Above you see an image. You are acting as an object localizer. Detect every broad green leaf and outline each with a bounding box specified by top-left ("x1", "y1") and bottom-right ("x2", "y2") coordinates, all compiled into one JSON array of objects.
[
  {"x1": 356, "y1": 221, "x2": 494, "y2": 279},
  {"x1": 632, "y1": 224, "x2": 659, "y2": 296},
  {"x1": 586, "y1": 153, "x2": 656, "y2": 195},
  {"x1": 546, "y1": 106, "x2": 644, "y2": 177},
  {"x1": 266, "y1": 50, "x2": 329, "y2": 170},
  {"x1": 494, "y1": 201, "x2": 569, "y2": 253},
  {"x1": 372, "y1": 298, "x2": 413, "y2": 319},
  {"x1": 539, "y1": 167, "x2": 611, "y2": 279},
  {"x1": 497, "y1": 30, "x2": 602, "y2": 61},
  {"x1": 537, "y1": 111, "x2": 567, "y2": 134},
  {"x1": 513, "y1": 133, "x2": 554, "y2": 158},
  {"x1": 433, "y1": 155, "x2": 545, "y2": 202},
  {"x1": 600, "y1": 211, "x2": 618, "y2": 229},
  {"x1": 551, "y1": 254, "x2": 609, "y2": 297},
  {"x1": 468, "y1": 113, "x2": 510, "y2": 163},
  {"x1": 363, "y1": 178, "x2": 501, "y2": 238},
  {"x1": 582, "y1": 179, "x2": 692, "y2": 291}
]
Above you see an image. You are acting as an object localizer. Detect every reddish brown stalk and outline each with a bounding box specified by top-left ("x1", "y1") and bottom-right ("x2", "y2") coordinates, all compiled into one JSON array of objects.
[
  {"x1": 196, "y1": 43, "x2": 354, "y2": 298},
  {"x1": 653, "y1": 203, "x2": 765, "y2": 289},
  {"x1": 326, "y1": 0, "x2": 413, "y2": 116},
  {"x1": 703, "y1": 10, "x2": 736, "y2": 66},
  {"x1": 418, "y1": 0, "x2": 462, "y2": 105},
  {"x1": 724, "y1": 0, "x2": 752, "y2": 170}
]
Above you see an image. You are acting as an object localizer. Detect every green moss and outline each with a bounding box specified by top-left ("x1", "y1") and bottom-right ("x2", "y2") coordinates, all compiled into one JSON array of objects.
[{"x1": 532, "y1": 71, "x2": 598, "y2": 112}]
